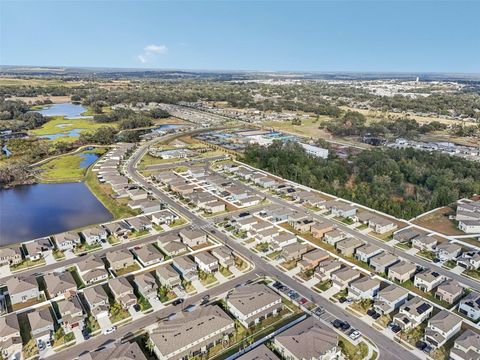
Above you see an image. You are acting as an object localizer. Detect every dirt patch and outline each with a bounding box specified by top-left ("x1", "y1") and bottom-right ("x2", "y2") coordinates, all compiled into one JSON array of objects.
[{"x1": 413, "y1": 206, "x2": 465, "y2": 236}]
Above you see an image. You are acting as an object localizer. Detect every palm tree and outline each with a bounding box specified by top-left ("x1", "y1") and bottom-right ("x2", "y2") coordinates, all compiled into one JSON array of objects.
[{"x1": 145, "y1": 338, "x2": 155, "y2": 354}]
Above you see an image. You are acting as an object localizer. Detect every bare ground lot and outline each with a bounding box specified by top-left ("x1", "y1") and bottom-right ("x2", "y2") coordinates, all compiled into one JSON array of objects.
[{"x1": 412, "y1": 206, "x2": 465, "y2": 236}]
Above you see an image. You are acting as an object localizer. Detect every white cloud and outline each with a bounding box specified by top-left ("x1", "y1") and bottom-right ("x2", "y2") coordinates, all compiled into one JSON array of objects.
[{"x1": 137, "y1": 44, "x2": 168, "y2": 63}]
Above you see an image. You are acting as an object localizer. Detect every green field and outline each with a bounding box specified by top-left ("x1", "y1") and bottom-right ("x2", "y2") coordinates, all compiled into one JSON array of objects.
[
  {"x1": 37, "y1": 148, "x2": 106, "y2": 182},
  {"x1": 30, "y1": 116, "x2": 111, "y2": 142}
]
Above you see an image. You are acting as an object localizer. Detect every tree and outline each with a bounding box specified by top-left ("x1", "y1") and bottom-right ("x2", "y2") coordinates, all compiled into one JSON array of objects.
[{"x1": 145, "y1": 338, "x2": 155, "y2": 354}]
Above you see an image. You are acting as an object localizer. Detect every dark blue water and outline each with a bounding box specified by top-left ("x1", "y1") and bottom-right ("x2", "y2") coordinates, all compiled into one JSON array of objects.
[
  {"x1": 79, "y1": 153, "x2": 100, "y2": 168},
  {"x1": 0, "y1": 183, "x2": 112, "y2": 245},
  {"x1": 35, "y1": 103, "x2": 92, "y2": 119}
]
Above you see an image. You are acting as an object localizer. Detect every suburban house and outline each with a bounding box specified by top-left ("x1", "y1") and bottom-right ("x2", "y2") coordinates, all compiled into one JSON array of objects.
[
  {"x1": 325, "y1": 200, "x2": 357, "y2": 218},
  {"x1": 0, "y1": 313, "x2": 21, "y2": 360},
  {"x1": 57, "y1": 296, "x2": 85, "y2": 332},
  {"x1": 310, "y1": 222, "x2": 334, "y2": 239},
  {"x1": 78, "y1": 342, "x2": 147, "y2": 360},
  {"x1": 315, "y1": 259, "x2": 343, "y2": 281},
  {"x1": 108, "y1": 277, "x2": 137, "y2": 309},
  {"x1": 349, "y1": 277, "x2": 381, "y2": 299},
  {"x1": 156, "y1": 264, "x2": 182, "y2": 288},
  {"x1": 54, "y1": 231, "x2": 82, "y2": 251},
  {"x1": 106, "y1": 249, "x2": 136, "y2": 272},
  {"x1": 273, "y1": 317, "x2": 341, "y2": 360},
  {"x1": 369, "y1": 252, "x2": 399, "y2": 274},
  {"x1": 355, "y1": 244, "x2": 383, "y2": 263},
  {"x1": 127, "y1": 188, "x2": 148, "y2": 201},
  {"x1": 204, "y1": 200, "x2": 226, "y2": 214},
  {"x1": 387, "y1": 261, "x2": 417, "y2": 283},
  {"x1": 424, "y1": 310, "x2": 462, "y2": 348},
  {"x1": 83, "y1": 284, "x2": 110, "y2": 319},
  {"x1": 368, "y1": 216, "x2": 398, "y2": 234},
  {"x1": 5, "y1": 276, "x2": 39, "y2": 305},
  {"x1": 413, "y1": 270, "x2": 445, "y2": 292},
  {"x1": 292, "y1": 218, "x2": 315, "y2": 233},
  {"x1": 211, "y1": 246, "x2": 234, "y2": 268},
  {"x1": 0, "y1": 246, "x2": 22, "y2": 267},
  {"x1": 103, "y1": 221, "x2": 132, "y2": 239},
  {"x1": 127, "y1": 216, "x2": 152, "y2": 232},
  {"x1": 335, "y1": 237, "x2": 364, "y2": 257},
  {"x1": 331, "y1": 267, "x2": 362, "y2": 289},
  {"x1": 159, "y1": 240, "x2": 188, "y2": 257},
  {"x1": 297, "y1": 248, "x2": 329, "y2": 271},
  {"x1": 134, "y1": 272, "x2": 158, "y2": 302},
  {"x1": 456, "y1": 201, "x2": 480, "y2": 234},
  {"x1": 27, "y1": 307, "x2": 54, "y2": 349},
  {"x1": 435, "y1": 280, "x2": 464, "y2": 305},
  {"x1": 179, "y1": 228, "x2": 208, "y2": 248},
  {"x1": 132, "y1": 243, "x2": 164, "y2": 267},
  {"x1": 24, "y1": 238, "x2": 53, "y2": 261},
  {"x1": 323, "y1": 230, "x2": 346, "y2": 246},
  {"x1": 456, "y1": 251, "x2": 480, "y2": 270},
  {"x1": 256, "y1": 228, "x2": 280, "y2": 243},
  {"x1": 150, "y1": 209, "x2": 178, "y2": 226},
  {"x1": 81, "y1": 226, "x2": 108, "y2": 245},
  {"x1": 436, "y1": 243, "x2": 462, "y2": 261},
  {"x1": 281, "y1": 243, "x2": 309, "y2": 262},
  {"x1": 458, "y1": 291, "x2": 480, "y2": 321},
  {"x1": 227, "y1": 284, "x2": 282, "y2": 328},
  {"x1": 270, "y1": 232, "x2": 297, "y2": 250},
  {"x1": 76, "y1": 255, "x2": 108, "y2": 285},
  {"x1": 449, "y1": 329, "x2": 480, "y2": 360},
  {"x1": 148, "y1": 305, "x2": 235, "y2": 360},
  {"x1": 412, "y1": 236, "x2": 438, "y2": 251},
  {"x1": 393, "y1": 228, "x2": 425, "y2": 243},
  {"x1": 172, "y1": 256, "x2": 198, "y2": 282},
  {"x1": 373, "y1": 284, "x2": 409, "y2": 315},
  {"x1": 393, "y1": 297, "x2": 433, "y2": 330},
  {"x1": 194, "y1": 251, "x2": 219, "y2": 273},
  {"x1": 236, "y1": 345, "x2": 279, "y2": 360},
  {"x1": 44, "y1": 271, "x2": 77, "y2": 298}
]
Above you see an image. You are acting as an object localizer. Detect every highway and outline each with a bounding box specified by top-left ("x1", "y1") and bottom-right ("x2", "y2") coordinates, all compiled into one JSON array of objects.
[{"x1": 123, "y1": 135, "x2": 421, "y2": 360}]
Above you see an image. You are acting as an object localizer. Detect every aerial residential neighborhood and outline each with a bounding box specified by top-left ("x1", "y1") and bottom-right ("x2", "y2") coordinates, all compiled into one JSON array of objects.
[{"x1": 1, "y1": 2, "x2": 480, "y2": 360}]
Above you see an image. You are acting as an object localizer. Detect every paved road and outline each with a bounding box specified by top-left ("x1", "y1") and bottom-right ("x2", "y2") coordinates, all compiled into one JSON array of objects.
[
  {"x1": 144, "y1": 155, "x2": 227, "y2": 171},
  {"x1": 215, "y1": 165, "x2": 480, "y2": 290},
  {"x1": 124, "y1": 138, "x2": 420, "y2": 360},
  {"x1": 45, "y1": 271, "x2": 256, "y2": 360}
]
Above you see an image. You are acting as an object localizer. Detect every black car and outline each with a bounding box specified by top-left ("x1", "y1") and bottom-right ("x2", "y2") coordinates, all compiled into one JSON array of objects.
[
  {"x1": 391, "y1": 325, "x2": 402, "y2": 333},
  {"x1": 133, "y1": 304, "x2": 141, "y2": 312},
  {"x1": 332, "y1": 319, "x2": 344, "y2": 328},
  {"x1": 341, "y1": 322, "x2": 350, "y2": 331},
  {"x1": 366, "y1": 309, "x2": 376, "y2": 317},
  {"x1": 339, "y1": 297, "x2": 347, "y2": 304},
  {"x1": 273, "y1": 281, "x2": 282, "y2": 289},
  {"x1": 172, "y1": 298, "x2": 184, "y2": 306},
  {"x1": 415, "y1": 341, "x2": 427, "y2": 351},
  {"x1": 372, "y1": 313, "x2": 381, "y2": 320}
]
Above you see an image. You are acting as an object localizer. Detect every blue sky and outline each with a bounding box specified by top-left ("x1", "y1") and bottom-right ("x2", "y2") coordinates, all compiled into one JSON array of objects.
[{"x1": 1, "y1": 1, "x2": 479, "y2": 73}]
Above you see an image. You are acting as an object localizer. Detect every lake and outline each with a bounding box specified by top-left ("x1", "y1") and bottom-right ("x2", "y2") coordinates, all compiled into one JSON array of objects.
[
  {"x1": 0, "y1": 182, "x2": 112, "y2": 245},
  {"x1": 35, "y1": 102, "x2": 92, "y2": 119},
  {"x1": 80, "y1": 152, "x2": 101, "y2": 168},
  {"x1": 38, "y1": 128, "x2": 83, "y2": 140}
]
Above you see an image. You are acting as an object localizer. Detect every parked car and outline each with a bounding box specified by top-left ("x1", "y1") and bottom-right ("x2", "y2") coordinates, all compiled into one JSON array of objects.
[
  {"x1": 367, "y1": 309, "x2": 376, "y2": 317},
  {"x1": 332, "y1": 319, "x2": 344, "y2": 328},
  {"x1": 172, "y1": 298, "x2": 184, "y2": 306},
  {"x1": 341, "y1": 322, "x2": 351, "y2": 331},
  {"x1": 339, "y1": 297, "x2": 347, "y2": 303},
  {"x1": 313, "y1": 307, "x2": 324, "y2": 317},
  {"x1": 415, "y1": 341, "x2": 427, "y2": 351},
  {"x1": 298, "y1": 298, "x2": 308, "y2": 305},
  {"x1": 349, "y1": 330, "x2": 361, "y2": 340},
  {"x1": 133, "y1": 304, "x2": 141, "y2": 312},
  {"x1": 391, "y1": 325, "x2": 401, "y2": 333},
  {"x1": 372, "y1": 313, "x2": 381, "y2": 320}
]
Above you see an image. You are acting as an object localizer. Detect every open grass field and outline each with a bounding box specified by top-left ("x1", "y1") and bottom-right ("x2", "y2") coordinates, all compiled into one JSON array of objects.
[
  {"x1": 412, "y1": 206, "x2": 465, "y2": 236},
  {"x1": 37, "y1": 148, "x2": 106, "y2": 182},
  {"x1": 263, "y1": 116, "x2": 333, "y2": 139},
  {"x1": 30, "y1": 116, "x2": 112, "y2": 142},
  {"x1": 0, "y1": 77, "x2": 85, "y2": 87}
]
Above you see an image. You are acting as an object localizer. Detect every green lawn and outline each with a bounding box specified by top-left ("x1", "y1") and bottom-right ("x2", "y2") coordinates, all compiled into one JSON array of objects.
[
  {"x1": 313, "y1": 280, "x2": 332, "y2": 292},
  {"x1": 10, "y1": 257, "x2": 45, "y2": 271},
  {"x1": 109, "y1": 302, "x2": 131, "y2": 323},
  {"x1": 219, "y1": 266, "x2": 233, "y2": 278},
  {"x1": 199, "y1": 271, "x2": 219, "y2": 287},
  {"x1": 85, "y1": 169, "x2": 139, "y2": 219},
  {"x1": 31, "y1": 116, "x2": 111, "y2": 142},
  {"x1": 339, "y1": 339, "x2": 369, "y2": 360},
  {"x1": 37, "y1": 148, "x2": 106, "y2": 182},
  {"x1": 114, "y1": 263, "x2": 141, "y2": 276}
]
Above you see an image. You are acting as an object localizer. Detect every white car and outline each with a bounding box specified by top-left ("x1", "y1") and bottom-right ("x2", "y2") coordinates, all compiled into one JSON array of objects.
[{"x1": 104, "y1": 326, "x2": 117, "y2": 334}]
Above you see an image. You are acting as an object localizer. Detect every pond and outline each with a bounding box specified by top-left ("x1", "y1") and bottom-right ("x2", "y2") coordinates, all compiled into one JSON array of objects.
[
  {"x1": 151, "y1": 124, "x2": 184, "y2": 133},
  {"x1": 38, "y1": 128, "x2": 83, "y2": 140},
  {"x1": 0, "y1": 182, "x2": 112, "y2": 245},
  {"x1": 35, "y1": 102, "x2": 92, "y2": 119},
  {"x1": 79, "y1": 152, "x2": 101, "y2": 168}
]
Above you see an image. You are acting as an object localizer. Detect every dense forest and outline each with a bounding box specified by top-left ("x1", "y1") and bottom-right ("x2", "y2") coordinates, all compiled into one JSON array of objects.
[{"x1": 242, "y1": 141, "x2": 480, "y2": 219}]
